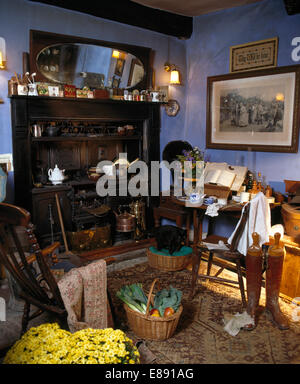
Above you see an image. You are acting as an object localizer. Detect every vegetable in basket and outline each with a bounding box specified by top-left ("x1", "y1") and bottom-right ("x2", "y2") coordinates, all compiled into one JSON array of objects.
[
  {"x1": 116, "y1": 283, "x2": 150, "y2": 314},
  {"x1": 154, "y1": 286, "x2": 182, "y2": 317}
]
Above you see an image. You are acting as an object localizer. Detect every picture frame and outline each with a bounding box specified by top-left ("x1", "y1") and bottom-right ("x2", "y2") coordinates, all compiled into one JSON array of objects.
[
  {"x1": 230, "y1": 37, "x2": 278, "y2": 73},
  {"x1": 127, "y1": 58, "x2": 144, "y2": 87},
  {"x1": 48, "y1": 85, "x2": 60, "y2": 97},
  {"x1": 206, "y1": 65, "x2": 300, "y2": 153},
  {"x1": 114, "y1": 58, "x2": 125, "y2": 77},
  {"x1": 112, "y1": 76, "x2": 120, "y2": 88}
]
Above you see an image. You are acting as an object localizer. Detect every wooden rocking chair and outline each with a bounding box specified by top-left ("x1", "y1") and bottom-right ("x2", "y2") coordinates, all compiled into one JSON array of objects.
[{"x1": 0, "y1": 203, "x2": 113, "y2": 336}]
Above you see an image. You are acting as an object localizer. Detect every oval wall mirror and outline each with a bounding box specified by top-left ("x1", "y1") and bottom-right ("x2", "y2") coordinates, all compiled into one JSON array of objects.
[
  {"x1": 36, "y1": 43, "x2": 145, "y2": 89},
  {"x1": 30, "y1": 30, "x2": 152, "y2": 91}
]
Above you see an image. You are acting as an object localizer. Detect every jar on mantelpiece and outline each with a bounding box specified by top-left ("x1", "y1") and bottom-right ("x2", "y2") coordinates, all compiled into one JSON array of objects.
[
  {"x1": 249, "y1": 180, "x2": 259, "y2": 199},
  {"x1": 265, "y1": 185, "x2": 273, "y2": 198},
  {"x1": 246, "y1": 171, "x2": 254, "y2": 192},
  {"x1": 8, "y1": 79, "x2": 18, "y2": 96},
  {"x1": 257, "y1": 172, "x2": 265, "y2": 193}
]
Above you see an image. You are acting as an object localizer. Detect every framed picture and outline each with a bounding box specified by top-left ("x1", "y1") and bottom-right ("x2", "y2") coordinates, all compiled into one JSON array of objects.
[
  {"x1": 112, "y1": 76, "x2": 120, "y2": 88},
  {"x1": 114, "y1": 58, "x2": 125, "y2": 77},
  {"x1": 230, "y1": 37, "x2": 278, "y2": 73},
  {"x1": 206, "y1": 65, "x2": 300, "y2": 153},
  {"x1": 127, "y1": 58, "x2": 144, "y2": 87},
  {"x1": 48, "y1": 85, "x2": 60, "y2": 97}
]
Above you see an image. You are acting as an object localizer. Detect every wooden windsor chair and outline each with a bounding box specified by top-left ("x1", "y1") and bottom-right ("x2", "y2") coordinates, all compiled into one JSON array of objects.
[
  {"x1": 189, "y1": 203, "x2": 250, "y2": 308},
  {"x1": 0, "y1": 202, "x2": 114, "y2": 337}
]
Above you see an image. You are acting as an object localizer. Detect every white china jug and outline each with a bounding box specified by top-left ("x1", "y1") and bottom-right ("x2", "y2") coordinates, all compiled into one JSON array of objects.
[
  {"x1": 150, "y1": 91, "x2": 160, "y2": 102},
  {"x1": 48, "y1": 165, "x2": 65, "y2": 185}
]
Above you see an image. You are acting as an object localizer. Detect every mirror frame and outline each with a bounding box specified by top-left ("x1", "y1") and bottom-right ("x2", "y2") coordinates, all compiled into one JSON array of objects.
[{"x1": 29, "y1": 29, "x2": 153, "y2": 91}]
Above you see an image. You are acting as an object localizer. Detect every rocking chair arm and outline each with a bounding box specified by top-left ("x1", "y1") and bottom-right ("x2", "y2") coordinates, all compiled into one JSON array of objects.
[
  {"x1": 41, "y1": 242, "x2": 60, "y2": 264},
  {"x1": 19, "y1": 242, "x2": 61, "y2": 268},
  {"x1": 41, "y1": 242, "x2": 60, "y2": 257}
]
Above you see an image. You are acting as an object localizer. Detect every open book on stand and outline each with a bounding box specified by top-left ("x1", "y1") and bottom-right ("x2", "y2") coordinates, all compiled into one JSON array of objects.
[{"x1": 204, "y1": 162, "x2": 248, "y2": 192}]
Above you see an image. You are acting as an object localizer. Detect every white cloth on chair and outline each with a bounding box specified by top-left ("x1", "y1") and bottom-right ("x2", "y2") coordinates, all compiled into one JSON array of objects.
[{"x1": 227, "y1": 192, "x2": 271, "y2": 256}]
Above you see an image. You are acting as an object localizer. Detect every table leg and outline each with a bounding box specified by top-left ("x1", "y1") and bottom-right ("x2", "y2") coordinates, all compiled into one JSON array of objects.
[
  {"x1": 154, "y1": 215, "x2": 161, "y2": 227},
  {"x1": 193, "y1": 210, "x2": 199, "y2": 246},
  {"x1": 0, "y1": 263, "x2": 5, "y2": 280},
  {"x1": 207, "y1": 216, "x2": 215, "y2": 237},
  {"x1": 189, "y1": 248, "x2": 201, "y2": 300},
  {"x1": 193, "y1": 210, "x2": 205, "y2": 245},
  {"x1": 186, "y1": 213, "x2": 191, "y2": 246}
]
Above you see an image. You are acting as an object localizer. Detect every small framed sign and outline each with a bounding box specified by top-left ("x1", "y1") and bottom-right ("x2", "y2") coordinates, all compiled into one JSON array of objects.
[{"x1": 230, "y1": 37, "x2": 278, "y2": 73}]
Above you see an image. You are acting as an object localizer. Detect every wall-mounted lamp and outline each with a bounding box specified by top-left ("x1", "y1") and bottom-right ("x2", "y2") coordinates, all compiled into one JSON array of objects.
[
  {"x1": 112, "y1": 50, "x2": 120, "y2": 59},
  {"x1": 164, "y1": 62, "x2": 180, "y2": 85},
  {"x1": 0, "y1": 38, "x2": 6, "y2": 70}
]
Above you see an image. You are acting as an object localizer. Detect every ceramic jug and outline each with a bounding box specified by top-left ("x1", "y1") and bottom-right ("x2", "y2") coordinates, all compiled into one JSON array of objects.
[
  {"x1": 150, "y1": 91, "x2": 160, "y2": 102},
  {"x1": 114, "y1": 210, "x2": 135, "y2": 232},
  {"x1": 48, "y1": 164, "x2": 65, "y2": 185},
  {"x1": 30, "y1": 124, "x2": 43, "y2": 137}
]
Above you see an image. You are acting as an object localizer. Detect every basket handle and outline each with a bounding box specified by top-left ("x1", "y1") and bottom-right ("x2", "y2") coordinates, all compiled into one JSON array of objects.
[{"x1": 145, "y1": 278, "x2": 159, "y2": 316}]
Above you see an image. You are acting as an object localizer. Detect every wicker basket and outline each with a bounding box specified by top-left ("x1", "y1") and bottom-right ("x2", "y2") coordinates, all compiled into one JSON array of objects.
[
  {"x1": 123, "y1": 279, "x2": 183, "y2": 340},
  {"x1": 147, "y1": 247, "x2": 192, "y2": 271}
]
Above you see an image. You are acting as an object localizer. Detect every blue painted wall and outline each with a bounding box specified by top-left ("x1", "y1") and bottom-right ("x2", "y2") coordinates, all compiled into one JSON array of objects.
[
  {"x1": 185, "y1": 0, "x2": 300, "y2": 191},
  {"x1": 183, "y1": 0, "x2": 300, "y2": 236}
]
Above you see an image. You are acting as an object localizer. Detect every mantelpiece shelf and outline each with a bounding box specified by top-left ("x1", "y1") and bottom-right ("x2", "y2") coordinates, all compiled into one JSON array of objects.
[
  {"x1": 10, "y1": 94, "x2": 166, "y2": 105},
  {"x1": 31, "y1": 135, "x2": 141, "y2": 142}
]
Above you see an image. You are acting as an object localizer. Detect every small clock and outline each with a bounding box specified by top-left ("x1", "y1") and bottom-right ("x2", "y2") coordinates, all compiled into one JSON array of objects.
[{"x1": 164, "y1": 99, "x2": 180, "y2": 117}]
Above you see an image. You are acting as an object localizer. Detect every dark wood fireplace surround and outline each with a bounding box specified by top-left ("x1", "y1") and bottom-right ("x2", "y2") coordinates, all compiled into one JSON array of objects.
[{"x1": 10, "y1": 95, "x2": 161, "y2": 255}]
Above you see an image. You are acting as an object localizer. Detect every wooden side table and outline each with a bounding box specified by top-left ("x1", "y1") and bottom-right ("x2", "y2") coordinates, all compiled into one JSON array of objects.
[{"x1": 153, "y1": 196, "x2": 191, "y2": 245}]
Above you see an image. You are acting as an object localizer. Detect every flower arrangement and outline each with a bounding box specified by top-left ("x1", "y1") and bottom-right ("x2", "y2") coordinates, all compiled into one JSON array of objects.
[
  {"x1": 176, "y1": 146, "x2": 204, "y2": 178},
  {"x1": 3, "y1": 323, "x2": 140, "y2": 364},
  {"x1": 176, "y1": 146, "x2": 204, "y2": 164}
]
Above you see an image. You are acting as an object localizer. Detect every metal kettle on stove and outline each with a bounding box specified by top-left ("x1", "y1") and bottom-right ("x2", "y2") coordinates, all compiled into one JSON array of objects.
[{"x1": 114, "y1": 207, "x2": 136, "y2": 232}]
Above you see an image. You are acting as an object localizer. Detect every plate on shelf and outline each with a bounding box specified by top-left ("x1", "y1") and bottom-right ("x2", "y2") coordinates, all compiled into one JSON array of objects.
[
  {"x1": 164, "y1": 99, "x2": 180, "y2": 117},
  {"x1": 176, "y1": 196, "x2": 189, "y2": 202}
]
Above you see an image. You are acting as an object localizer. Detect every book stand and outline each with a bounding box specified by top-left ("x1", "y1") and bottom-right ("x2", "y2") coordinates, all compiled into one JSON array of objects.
[{"x1": 204, "y1": 183, "x2": 231, "y2": 199}]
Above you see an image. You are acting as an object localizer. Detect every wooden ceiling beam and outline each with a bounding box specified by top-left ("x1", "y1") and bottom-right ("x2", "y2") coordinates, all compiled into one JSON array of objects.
[{"x1": 28, "y1": 0, "x2": 193, "y2": 39}]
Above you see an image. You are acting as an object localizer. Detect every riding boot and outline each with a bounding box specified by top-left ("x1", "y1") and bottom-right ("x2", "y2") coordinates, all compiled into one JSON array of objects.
[
  {"x1": 244, "y1": 232, "x2": 263, "y2": 330},
  {"x1": 265, "y1": 233, "x2": 289, "y2": 330}
]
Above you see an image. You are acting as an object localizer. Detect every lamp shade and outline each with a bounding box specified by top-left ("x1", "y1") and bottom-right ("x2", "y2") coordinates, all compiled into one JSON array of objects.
[
  {"x1": 170, "y1": 69, "x2": 180, "y2": 85},
  {"x1": 0, "y1": 37, "x2": 6, "y2": 69},
  {"x1": 112, "y1": 50, "x2": 120, "y2": 58}
]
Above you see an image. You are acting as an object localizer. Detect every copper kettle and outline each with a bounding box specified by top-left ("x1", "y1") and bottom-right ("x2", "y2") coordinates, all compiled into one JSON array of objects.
[{"x1": 114, "y1": 209, "x2": 135, "y2": 232}]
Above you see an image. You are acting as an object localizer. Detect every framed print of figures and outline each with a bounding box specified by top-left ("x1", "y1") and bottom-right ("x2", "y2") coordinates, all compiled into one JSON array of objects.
[
  {"x1": 114, "y1": 58, "x2": 125, "y2": 77},
  {"x1": 206, "y1": 65, "x2": 300, "y2": 153},
  {"x1": 127, "y1": 58, "x2": 144, "y2": 87}
]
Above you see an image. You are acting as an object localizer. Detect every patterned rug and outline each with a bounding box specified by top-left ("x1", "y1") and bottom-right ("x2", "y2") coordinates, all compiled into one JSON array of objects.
[{"x1": 107, "y1": 261, "x2": 300, "y2": 364}]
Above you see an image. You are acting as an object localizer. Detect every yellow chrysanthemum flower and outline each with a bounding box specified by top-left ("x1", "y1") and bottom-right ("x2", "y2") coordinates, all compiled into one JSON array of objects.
[{"x1": 4, "y1": 323, "x2": 140, "y2": 364}]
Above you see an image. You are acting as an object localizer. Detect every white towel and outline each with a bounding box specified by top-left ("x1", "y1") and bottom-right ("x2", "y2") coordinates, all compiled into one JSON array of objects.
[
  {"x1": 227, "y1": 192, "x2": 271, "y2": 256},
  {"x1": 205, "y1": 203, "x2": 220, "y2": 217},
  {"x1": 223, "y1": 311, "x2": 255, "y2": 336}
]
